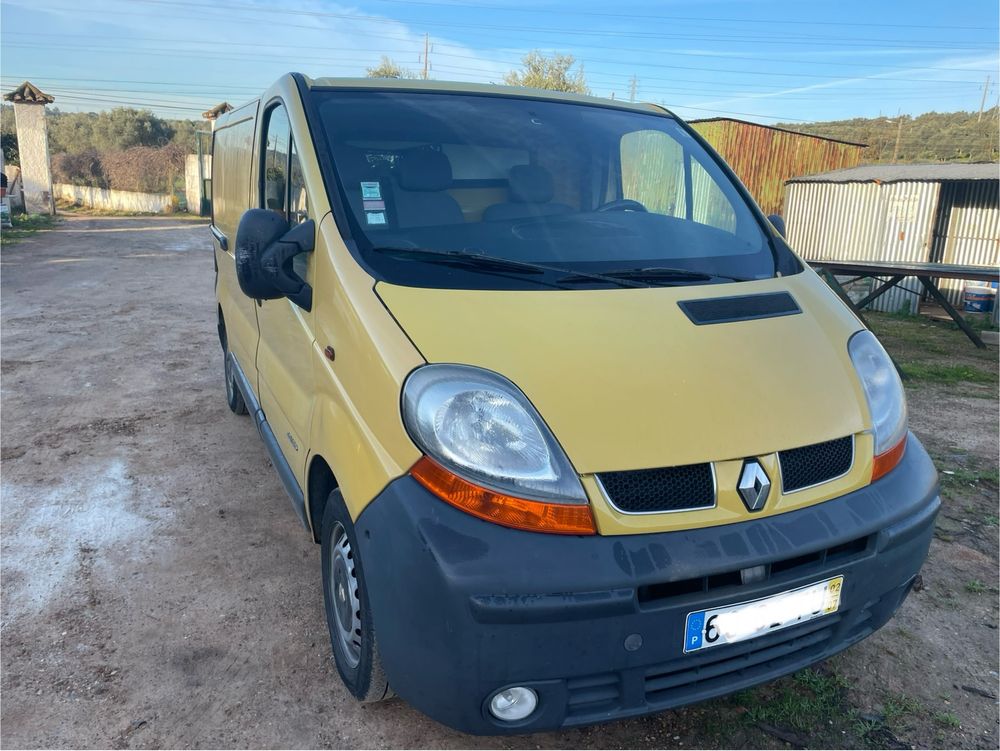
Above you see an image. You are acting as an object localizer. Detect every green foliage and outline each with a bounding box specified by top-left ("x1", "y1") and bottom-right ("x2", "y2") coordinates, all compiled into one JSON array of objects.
[
  {"x1": 897, "y1": 361, "x2": 996, "y2": 385},
  {"x1": 933, "y1": 711, "x2": 961, "y2": 728},
  {"x1": 776, "y1": 109, "x2": 1000, "y2": 164},
  {"x1": 504, "y1": 51, "x2": 589, "y2": 94},
  {"x1": 964, "y1": 579, "x2": 987, "y2": 594},
  {"x1": 366, "y1": 55, "x2": 414, "y2": 79},
  {"x1": 36, "y1": 106, "x2": 198, "y2": 156},
  {"x1": 740, "y1": 669, "x2": 849, "y2": 732},
  {"x1": 1, "y1": 104, "x2": 17, "y2": 165}
]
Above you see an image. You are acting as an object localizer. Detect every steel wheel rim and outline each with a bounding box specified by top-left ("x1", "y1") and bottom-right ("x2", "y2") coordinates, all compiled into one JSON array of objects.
[{"x1": 330, "y1": 522, "x2": 362, "y2": 668}]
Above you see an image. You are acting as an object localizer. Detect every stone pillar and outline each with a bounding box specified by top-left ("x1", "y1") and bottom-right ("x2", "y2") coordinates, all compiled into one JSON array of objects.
[{"x1": 4, "y1": 82, "x2": 55, "y2": 215}]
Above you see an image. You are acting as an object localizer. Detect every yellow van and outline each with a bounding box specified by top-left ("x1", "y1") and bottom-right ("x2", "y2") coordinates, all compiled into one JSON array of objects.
[{"x1": 211, "y1": 73, "x2": 939, "y2": 734}]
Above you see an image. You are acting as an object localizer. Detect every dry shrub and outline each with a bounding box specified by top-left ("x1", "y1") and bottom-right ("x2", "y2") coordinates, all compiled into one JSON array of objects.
[
  {"x1": 52, "y1": 149, "x2": 105, "y2": 188},
  {"x1": 52, "y1": 144, "x2": 186, "y2": 194},
  {"x1": 100, "y1": 143, "x2": 185, "y2": 193}
]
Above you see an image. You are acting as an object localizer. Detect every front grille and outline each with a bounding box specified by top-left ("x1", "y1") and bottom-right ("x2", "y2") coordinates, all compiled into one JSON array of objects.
[
  {"x1": 597, "y1": 463, "x2": 714, "y2": 513},
  {"x1": 637, "y1": 534, "x2": 870, "y2": 605},
  {"x1": 563, "y1": 602, "x2": 876, "y2": 726},
  {"x1": 643, "y1": 614, "x2": 841, "y2": 704},
  {"x1": 779, "y1": 436, "x2": 854, "y2": 492}
]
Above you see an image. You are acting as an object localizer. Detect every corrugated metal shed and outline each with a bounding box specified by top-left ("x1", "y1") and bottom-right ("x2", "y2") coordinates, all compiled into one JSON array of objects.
[
  {"x1": 785, "y1": 163, "x2": 999, "y2": 314},
  {"x1": 789, "y1": 163, "x2": 998, "y2": 183},
  {"x1": 690, "y1": 117, "x2": 866, "y2": 216}
]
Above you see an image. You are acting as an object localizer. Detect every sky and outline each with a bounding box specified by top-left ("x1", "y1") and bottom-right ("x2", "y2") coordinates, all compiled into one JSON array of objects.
[{"x1": 1, "y1": 0, "x2": 997, "y2": 127}]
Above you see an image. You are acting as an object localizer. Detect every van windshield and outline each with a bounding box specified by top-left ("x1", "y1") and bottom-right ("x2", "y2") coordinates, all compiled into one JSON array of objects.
[{"x1": 315, "y1": 90, "x2": 785, "y2": 290}]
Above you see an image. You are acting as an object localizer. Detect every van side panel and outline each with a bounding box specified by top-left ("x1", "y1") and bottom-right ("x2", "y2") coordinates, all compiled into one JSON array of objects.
[{"x1": 212, "y1": 103, "x2": 261, "y2": 387}]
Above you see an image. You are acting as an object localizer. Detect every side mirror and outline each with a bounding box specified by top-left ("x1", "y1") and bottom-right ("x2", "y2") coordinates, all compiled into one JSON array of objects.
[
  {"x1": 767, "y1": 214, "x2": 786, "y2": 239},
  {"x1": 235, "y1": 209, "x2": 315, "y2": 310}
]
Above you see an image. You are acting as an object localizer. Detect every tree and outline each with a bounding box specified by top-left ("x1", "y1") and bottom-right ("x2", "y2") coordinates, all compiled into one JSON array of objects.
[
  {"x1": 1, "y1": 104, "x2": 17, "y2": 165},
  {"x1": 504, "y1": 51, "x2": 588, "y2": 94},
  {"x1": 92, "y1": 108, "x2": 175, "y2": 151},
  {"x1": 366, "y1": 56, "x2": 414, "y2": 79}
]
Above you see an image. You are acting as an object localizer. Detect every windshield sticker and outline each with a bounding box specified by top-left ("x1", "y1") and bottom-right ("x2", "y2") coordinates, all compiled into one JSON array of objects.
[
  {"x1": 363, "y1": 200, "x2": 385, "y2": 211},
  {"x1": 365, "y1": 211, "x2": 387, "y2": 225},
  {"x1": 361, "y1": 181, "x2": 382, "y2": 200}
]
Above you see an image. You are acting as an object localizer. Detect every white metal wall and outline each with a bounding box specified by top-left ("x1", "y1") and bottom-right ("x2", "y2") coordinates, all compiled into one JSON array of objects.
[{"x1": 785, "y1": 180, "x2": 940, "y2": 313}]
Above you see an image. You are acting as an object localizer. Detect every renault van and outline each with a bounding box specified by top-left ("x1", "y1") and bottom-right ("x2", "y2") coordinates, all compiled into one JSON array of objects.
[{"x1": 211, "y1": 74, "x2": 939, "y2": 735}]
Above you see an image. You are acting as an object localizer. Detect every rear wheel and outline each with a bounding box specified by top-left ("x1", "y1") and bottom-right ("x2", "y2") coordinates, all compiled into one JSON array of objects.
[
  {"x1": 321, "y1": 489, "x2": 392, "y2": 702},
  {"x1": 224, "y1": 349, "x2": 248, "y2": 415}
]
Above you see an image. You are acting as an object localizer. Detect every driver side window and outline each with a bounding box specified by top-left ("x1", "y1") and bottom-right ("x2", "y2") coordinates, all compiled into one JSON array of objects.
[{"x1": 260, "y1": 103, "x2": 312, "y2": 283}]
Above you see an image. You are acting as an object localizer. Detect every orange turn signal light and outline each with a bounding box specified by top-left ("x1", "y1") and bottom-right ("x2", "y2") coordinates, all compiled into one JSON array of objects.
[
  {"x1": 871, "y1": 434, "x2": 907, "y2": 482},
  {"x1": 410, "y1": 456, "x2": 596, "y2": 535}
]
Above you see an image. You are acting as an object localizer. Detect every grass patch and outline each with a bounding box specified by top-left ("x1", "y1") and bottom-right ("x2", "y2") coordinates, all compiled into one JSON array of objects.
[
  {"x1": 934, "y1": 711, "x2": 961, "y2": 728},
  {"x1": 965, "y1": 579, "x2": 987, "y2": 594},
  {"x1": 741, "y1": 669, "x2": 848, "y2": 732},
  {"x1": 899, "y1": 361, "x2": 996, "y2": 385},
  {"x1": 883, "y1": 693, "x2": 921, "y2": 726},
  {"x1": 1, "y1": 213, "x2": 58, "y2": 243},
  {"x1": 866, "y1": 312, "x2": 999, "y2": 388}
]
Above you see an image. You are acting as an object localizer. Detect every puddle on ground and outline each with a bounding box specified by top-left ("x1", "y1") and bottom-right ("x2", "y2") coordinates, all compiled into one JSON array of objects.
[{"x1": 1, "y1": 458, "x2": 164, "y2": 621}]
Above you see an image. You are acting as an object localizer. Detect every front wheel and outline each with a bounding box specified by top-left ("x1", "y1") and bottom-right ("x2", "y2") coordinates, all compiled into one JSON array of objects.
[{"x1": 321, "y1": 489, "x2": 392, "y2": 702}]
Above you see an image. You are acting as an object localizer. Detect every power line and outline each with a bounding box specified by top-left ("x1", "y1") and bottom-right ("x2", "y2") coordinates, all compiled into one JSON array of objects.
[
  {"x1": 80, "y1": 0, "x2": 1000, "y2": 49},
  {"x1": 341, "y1": 0, "x2": 999, "y2": 31},
  {"x1": 5, "y1": 29, "x2": 995, "y2": 75}
]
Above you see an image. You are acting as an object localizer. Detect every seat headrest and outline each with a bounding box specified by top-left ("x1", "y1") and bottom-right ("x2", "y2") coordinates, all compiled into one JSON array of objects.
[
  {"x1": 508, "y1": 164, "x2": 555, "y2": 204},
  {"x1": 396, "y1": 149, "x2": 453, "y2": 192}
]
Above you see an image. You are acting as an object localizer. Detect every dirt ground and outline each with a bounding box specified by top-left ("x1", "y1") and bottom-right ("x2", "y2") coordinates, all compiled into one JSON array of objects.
[{"x1": 1, "y1": 215, "x2": 997, "y2": 749}]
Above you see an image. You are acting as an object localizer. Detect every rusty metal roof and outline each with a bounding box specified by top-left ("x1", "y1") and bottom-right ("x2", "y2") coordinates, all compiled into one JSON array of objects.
[
  {"x1": 688, "y1": 117, "x2": 867, "y2": 147},
  {"x1": 788, "y1": 163, "x2": 999, "y2": 183}
]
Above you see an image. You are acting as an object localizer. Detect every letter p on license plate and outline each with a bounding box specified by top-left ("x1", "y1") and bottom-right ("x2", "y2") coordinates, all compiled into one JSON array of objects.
[{"x1": 683, "y1": 576, "x2": 844, "y2": 653}]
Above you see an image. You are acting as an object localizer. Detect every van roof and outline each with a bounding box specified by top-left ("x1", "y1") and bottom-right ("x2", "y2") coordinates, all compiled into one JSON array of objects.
[
  {"x1": 213, "y1": 73, "x2": 678, "y2": 130},
  {"x1": 304, "y1": 74, "x2": 673, "y2": 116}
]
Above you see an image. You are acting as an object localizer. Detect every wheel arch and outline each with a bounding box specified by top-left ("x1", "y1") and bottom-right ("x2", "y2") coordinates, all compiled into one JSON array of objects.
[
  {"x1": 217, "y1": 304, "x2": 227, "y2": 351},
  {"x1": 307, "y1": 453, "x2": 339, "y2": 543}
]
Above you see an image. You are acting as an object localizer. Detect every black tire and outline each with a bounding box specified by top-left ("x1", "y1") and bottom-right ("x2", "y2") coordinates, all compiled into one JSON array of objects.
[
  {"x1": 321, "y1": 489, "x2": 392, "y2": 703},
  {"x1": 224, "y1": 350, "x2": 248, "y2": 415}
]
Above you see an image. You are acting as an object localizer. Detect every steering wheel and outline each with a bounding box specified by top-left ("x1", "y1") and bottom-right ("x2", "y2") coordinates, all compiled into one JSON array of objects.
[{"x1": 595, "y1": 198, "x2": 648, "y2": 213}]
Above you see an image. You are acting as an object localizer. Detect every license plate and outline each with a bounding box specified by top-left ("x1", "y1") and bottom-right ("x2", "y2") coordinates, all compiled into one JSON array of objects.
[{"x1": 683, "y1": 576, "x2": 844, "y2": 653}]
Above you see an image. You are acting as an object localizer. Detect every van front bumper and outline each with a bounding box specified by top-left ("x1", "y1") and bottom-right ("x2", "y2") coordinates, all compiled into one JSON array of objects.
[{"x1": 355, "y1": 432, "x2": 939, "y2": 735}]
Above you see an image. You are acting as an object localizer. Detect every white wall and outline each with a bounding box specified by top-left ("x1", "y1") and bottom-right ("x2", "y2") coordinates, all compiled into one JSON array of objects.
[{"x1": 53, "y1": 183, "x2": 176, "y2": 214}]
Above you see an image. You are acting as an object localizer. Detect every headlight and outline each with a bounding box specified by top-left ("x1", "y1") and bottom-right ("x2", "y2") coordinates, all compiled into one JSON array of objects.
[
  {"x1": 848, "y1": 330, "x2": 907, "y2": 480},
  {"x1": 402, "y1": 364, "x2": 594, "y2": 534}
]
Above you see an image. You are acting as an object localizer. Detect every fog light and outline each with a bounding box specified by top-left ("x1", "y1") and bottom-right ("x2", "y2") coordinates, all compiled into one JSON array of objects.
[{"x1": 488, "y1": 686, "x2": 538, "y2": 722}]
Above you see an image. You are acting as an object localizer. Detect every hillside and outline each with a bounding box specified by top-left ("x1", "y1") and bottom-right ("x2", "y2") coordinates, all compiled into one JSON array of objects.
[{"x1": 776, "y1": 109, "x2": 999, "y2": 164}]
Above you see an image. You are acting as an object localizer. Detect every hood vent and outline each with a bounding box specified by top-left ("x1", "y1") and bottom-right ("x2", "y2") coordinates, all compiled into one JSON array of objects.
[{"x1": 678, "y1": 291, "x2": 801, "y2": 325}]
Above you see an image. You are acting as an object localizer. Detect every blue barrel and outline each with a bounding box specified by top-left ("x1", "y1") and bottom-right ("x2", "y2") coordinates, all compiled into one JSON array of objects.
[{"x1": 963, "y1": 286, "x2": 996, "y2": 313}]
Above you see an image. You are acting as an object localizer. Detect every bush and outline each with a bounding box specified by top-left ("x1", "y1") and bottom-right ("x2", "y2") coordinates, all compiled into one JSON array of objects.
[
  {"x1": 100, "y1": 144, "x2": 185, "y2": 193},
  {"x1": 51, "y1": 144, "x2": 186, "y2": 194},
  {"x1": 52, "y1": 149, "x2": 105, "y2": 188}
]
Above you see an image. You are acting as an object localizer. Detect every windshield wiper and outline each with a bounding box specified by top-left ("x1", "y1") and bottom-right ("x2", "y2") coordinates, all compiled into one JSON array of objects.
[
  {"x1": 559, "y1": 266, "x2": 753, "y2": 286},
  {"x1": 370, "y1": 246, "x2": 647, "y2": 288}
]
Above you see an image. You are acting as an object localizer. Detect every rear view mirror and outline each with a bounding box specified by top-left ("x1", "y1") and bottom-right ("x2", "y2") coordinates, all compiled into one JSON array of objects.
[
  {"x1": 767, "y1": 214, "x2": 786, "y2": 239},
  {"x1": 235, "y1": 209, "x2": 315, "y2": 310}
]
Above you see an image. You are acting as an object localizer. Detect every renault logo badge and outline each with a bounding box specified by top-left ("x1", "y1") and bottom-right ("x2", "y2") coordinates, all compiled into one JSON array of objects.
[{"x1": 738, "y1": 460, "x2": 771, "y2": 512}]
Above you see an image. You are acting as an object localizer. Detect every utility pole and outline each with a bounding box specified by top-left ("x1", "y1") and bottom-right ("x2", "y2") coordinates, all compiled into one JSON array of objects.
[
  {"x1": 422, "y1": 33, "x2": 430, "y2": 80},
  {"x1": 978, "y1": 74, "x2": 991, "y2": 122},
  {"x1": 628, "y1": 75, "x2": 638, "y2": 103},
  {"x1": 891, "y1": 115, "x2": 904, "y2": 163}
]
